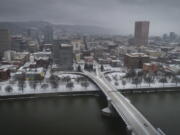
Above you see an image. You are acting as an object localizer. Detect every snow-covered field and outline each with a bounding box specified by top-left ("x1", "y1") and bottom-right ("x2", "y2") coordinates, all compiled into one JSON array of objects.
[
  {"x1": 0, "y1": 74, "x2": 99, "y2": 96},
  {"x1": 105, "y1": 72, "x2": 180, "y2": 90},
  {"x1": 103, "y1": 64, "x2": 124, "y2": 72}
]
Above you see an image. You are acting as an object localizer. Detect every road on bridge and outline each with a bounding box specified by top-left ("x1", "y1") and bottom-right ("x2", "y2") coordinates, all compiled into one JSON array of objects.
[{"x1": 84, "y1": 70, "x2": 162, "y2": 135}]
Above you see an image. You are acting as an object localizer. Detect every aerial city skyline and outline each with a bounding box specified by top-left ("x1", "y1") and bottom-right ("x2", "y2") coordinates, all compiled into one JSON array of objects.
[
  {"x1": 0, "y1": 0, "x2": 180, "y2": 135},
  {"x1": 0, "y1": 0, "x2": 180, "y2": 35}
]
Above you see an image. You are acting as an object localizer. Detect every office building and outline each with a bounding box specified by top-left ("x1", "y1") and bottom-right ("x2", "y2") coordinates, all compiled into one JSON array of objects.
[
  {"x1": 0, "y1": 29, "x2": 11, "y2": 60},
  {"x1": 134, "y1": 21, "x2": 150, "y2": 46},
  {"x1": 53, "y1": 40, "x2": 73, "y2": 70},
  {"x1": 44, "y1": 25, "x2": 53, "y2": 44}
]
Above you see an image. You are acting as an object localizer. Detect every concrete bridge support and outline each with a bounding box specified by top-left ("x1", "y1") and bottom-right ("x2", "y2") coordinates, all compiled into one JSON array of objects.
[{"x1": 101, "y1": 98, "x2": 113, "y2": 116}]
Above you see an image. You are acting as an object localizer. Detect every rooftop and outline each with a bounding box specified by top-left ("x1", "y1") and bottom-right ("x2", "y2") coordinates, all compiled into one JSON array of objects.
[
  {"x1": 126, "y1": 53, "x2": 149, "y2": 57},
  {"x1": 61, "y1": 43, "x2": 72, "y2": 48}
]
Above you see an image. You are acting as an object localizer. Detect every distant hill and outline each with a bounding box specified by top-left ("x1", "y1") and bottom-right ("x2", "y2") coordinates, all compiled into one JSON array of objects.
[
  {"x1": 0, "y1": 21, "x2": 50, "y2": 34},
  {"x1": 0, "y1": 21, "x2": 113, "y2": 35},
  {"x1": 54, "y1": 24, "x2": 113, "y2": 35}
]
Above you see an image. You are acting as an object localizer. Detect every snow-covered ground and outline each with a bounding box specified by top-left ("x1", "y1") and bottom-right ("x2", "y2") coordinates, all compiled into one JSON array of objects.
[
  {"x1": 0, "y1": 73, "x2": 99, "y2": 96},
  {"x1": 105, "y1": 72, "x2": 180, "y2": 90},
  {"x1": 103, "y1": 64, "x2": 123, "y2": 72}
]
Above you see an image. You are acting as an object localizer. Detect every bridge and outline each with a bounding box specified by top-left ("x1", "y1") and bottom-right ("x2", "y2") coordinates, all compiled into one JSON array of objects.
[{"x1": 60, "y1": 71, "x2": 164, "y2": 135}]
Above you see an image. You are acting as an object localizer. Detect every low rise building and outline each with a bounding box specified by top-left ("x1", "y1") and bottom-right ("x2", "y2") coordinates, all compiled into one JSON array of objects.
[
  {"x1": 0, "y1": 65, "x2": 11, "y2": 80},
  {"x1": 143, "y1": 63, "x2": 158, "y2": 72},
  {"x1": 3, "y1": 51, "x2": 30, "y2": 67},
  {"x1": 124, "y1": 53, "x2": 150, "y2": 68}
]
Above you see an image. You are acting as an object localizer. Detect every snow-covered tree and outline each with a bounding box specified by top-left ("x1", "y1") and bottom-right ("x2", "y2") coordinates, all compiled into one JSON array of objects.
[
  {"x1": 77, "y1": 65, "x2": 81, "y2": 72},
  {"x1": 100, "y1": 64, "x2": 104, "y2": 72},
  {"x1": 159, "y1": 78, "x2": 167, "y2": 87},
  {"x1": 62, "y1": 76, "x2": 71, "y2": 83},
  {"x1": 105, "y1": 76, "x2": 112, "y2": 82},
  {"x1": 29, "y1": 81, "x2": 37, "y2": 91},
  {"x1": 50, "y1": 80, "x2": 59, "y2": 89},
  {"x1": 81, "y1": 81, "x2": 89, "y2": 89},
  {"x1": 41, "y1": 83, "x2": 49, "y2": 90},
  {"x1": 132, "y1": 77, "x2": 141, "y2": 88},
  {"x1": 5, "y1": 85, "x2": 13, "y2": 93},
  {"x1": 114, "y1": 81, "x2": 119, "y2": 86},
  {"x1": 18, "y1": 80, "x2": 26, "y2": 93},
  {"x1": 122, "y1": 80, "x2": 126, "y2": 88},
  {"x1": 66, "y1": 81, "x2": 74, "y2": 90},
  {"x1": 144, "y1": 76, "x2": 153, "y2": 87}
]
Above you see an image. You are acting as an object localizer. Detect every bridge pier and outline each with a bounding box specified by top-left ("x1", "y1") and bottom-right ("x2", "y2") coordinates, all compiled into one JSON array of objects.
[
  {"x1": 101, "y1": 98, "x2": 113, "y2": 116},
  {"x1": 126, "y1": 125, "x2": 135, "y2": 135}
]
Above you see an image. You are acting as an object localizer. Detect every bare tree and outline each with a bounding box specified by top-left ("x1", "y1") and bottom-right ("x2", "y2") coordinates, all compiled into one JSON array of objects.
[
  {"x1": 66, "y1": 81, "x2": 74, "y2": 90},
  {"x1": 144, "y1": 76, "x2": 153, "y2": 87},
  {"x1": 50, "y1": 80, "x2": 59, "y2": 89},
  {"x1": 62, "y1": 76, "x2": 71, "y2": 83},
  {"x1": 114, "y1": 81, "x2": 119, "y2": 86},
  {"x1": 5, "y1": 85, "x2": 13, "y2": 93},
  {"x1": 122, "y1": 80, "x2": 126, "y2": 88},
  {"x1": 132, "y1": 77, "x2": 141, "y2": 88},
  {"x1": 29, "y1": 81, "x2": 37, "y2": 92},
  {"x1": 81, "y1": 81, "x2": 89, "y2": 89},
  {"x1": 105, "y1": 76, "x2": 112, "y2": 82},
  {"x1": 41, "y1": 83, "x2": 49, "y2": 90},
  {"x1": 17, "y1": 72, "x2": 26, "y2": 93},
  {"x1": 113, "y1": 75, "x2": 118, "y2": 81},
  {"x1": 77, "y1": 65, "x2": 82, "y2": 72},
  {"x1": 172, "y1": 75, "x2": 178, "y2": 86},
  {"x1": 100, "y1": 64, "x2": 104, "y2": 72},
  {"x1": 49, "y1": 74, "x2": 59, "y2": 89},
  {"x1": 159, "y1": 78, "x2": 167, "y2": 87},
  {"x1": 18, "y1": 80, "x2": 26, "y2": 93}
]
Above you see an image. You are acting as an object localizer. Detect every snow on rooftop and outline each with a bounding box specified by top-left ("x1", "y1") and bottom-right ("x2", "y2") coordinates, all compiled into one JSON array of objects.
[
  {"x1": 126, "y1": 53, "x2": 149, "y2": 57},
  {"x1": 61, "y1": 44, "x2": 72, "y2": 47}
]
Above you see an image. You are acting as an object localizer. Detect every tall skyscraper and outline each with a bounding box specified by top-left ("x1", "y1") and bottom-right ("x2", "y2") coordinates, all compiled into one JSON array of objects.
[
  {"x1": 44, "y1": 25, "x2": 53, "y2": 44},
  {"x1": 0, "y1": 29, "x2": 11, "y2": 60},
  {"x1": 27, "y1": 28, "x2": 39, "y2": 40},
  {"x1": 53, "y1": 40, "x2": 73, "y2": 71},
  {"x1": 169, "y1": 32, "x2": 177, "y2": 41},
  {"x1": 134, "y1": 21, "x2": 150, "y2": 46}
]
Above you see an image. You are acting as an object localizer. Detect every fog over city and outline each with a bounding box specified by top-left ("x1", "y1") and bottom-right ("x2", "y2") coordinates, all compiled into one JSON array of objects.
[{"x1": 0, "y1": 0, "x2": 179, "y2": 35}]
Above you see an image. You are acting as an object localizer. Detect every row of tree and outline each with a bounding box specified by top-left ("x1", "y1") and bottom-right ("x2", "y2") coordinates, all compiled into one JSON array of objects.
[
  {"x1": 106, "y1": 69, "x2": 180, "y2": 88},
  {"x1": 2, "y1": 75, "x2": 91, "y2": 93}
]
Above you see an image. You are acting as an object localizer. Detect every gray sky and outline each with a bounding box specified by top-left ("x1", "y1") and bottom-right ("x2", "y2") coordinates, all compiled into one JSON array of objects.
[{"x1": 0, "y1": 0, "x2": 180, "y2": 35}]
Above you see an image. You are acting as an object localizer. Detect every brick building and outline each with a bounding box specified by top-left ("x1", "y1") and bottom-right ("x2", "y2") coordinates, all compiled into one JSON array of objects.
[{"x1": 124, "y1": 53, "x2": 149, "y2": 69}]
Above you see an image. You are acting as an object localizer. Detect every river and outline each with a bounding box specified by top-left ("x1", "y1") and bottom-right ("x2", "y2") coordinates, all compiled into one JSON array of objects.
[
  {"x1": 0, "y1": 91, "x2": 179, "y2": 135},
  {"x1": 124, "y1": 91, "x2": 180, "y2": 135},
  {"x1": 0, "y1": 95, "x2": 126, "y2": 135}
]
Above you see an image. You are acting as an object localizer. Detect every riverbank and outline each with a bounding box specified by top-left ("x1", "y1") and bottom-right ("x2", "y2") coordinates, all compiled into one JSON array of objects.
[
  {"x1": 0, "y1": 90, "x2": 100, "y2": 101},
  {"x1": 119, "y1": 86, "x2": 180, "y2": 93},
  {"x1": 1, "y1": 85, "x2": 180, "y2": 101}
]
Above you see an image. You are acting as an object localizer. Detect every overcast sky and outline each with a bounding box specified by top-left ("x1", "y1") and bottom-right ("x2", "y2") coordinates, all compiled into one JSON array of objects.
[{"x1": 0, "y1": 0, "x2": 180, "y2": 35}]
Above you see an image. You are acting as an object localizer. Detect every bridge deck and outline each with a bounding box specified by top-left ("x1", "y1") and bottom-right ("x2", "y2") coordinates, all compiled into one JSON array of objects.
[{"x1": 84, "y1": 71, "x2": 160, "y2": 135}]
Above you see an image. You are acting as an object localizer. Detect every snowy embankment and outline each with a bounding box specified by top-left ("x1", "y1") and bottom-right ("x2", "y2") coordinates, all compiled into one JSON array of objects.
[
  {"x1": 0, "y1": 73, "x2": 99, "y2": 96},
  {"x1": 105, "y1": 72, "x2": 180, "y2": 91}
]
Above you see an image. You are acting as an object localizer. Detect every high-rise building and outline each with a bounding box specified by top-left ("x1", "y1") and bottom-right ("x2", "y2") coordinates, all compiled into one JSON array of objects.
[
  {"x1": 27, "y1": 28, "x2": 39, "y2": 40},
  {"x1": 134, "y1": 21, "x2": 150, "y2": 46},
  {"x1": 53, "y1": 40, "x2": 73, "y2": 71},
  {"x1": 44, "y1": 25, "x2": 53, "y2": 44},
  {"x1": 169, "y1": 32, "x2": 177, "y2": 41},
  {"x1": 11, "y1": 36, "x2": 27, "y2": 52},
  {"x1": 0, "y1": 29, "x2": 11, "y2": 60}
]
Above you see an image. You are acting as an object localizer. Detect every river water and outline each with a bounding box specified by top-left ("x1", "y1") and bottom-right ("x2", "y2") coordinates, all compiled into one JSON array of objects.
[
  {"x1": 124, "y1": 91, "x2": 180, "y2": 135},
  {"x1": 0, "y1": 91, "x2": 179, "y2": 135},
  {"x1": 0, "y1": 95, "x2": 126, "y2": 135}
]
